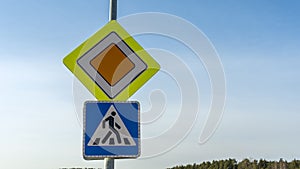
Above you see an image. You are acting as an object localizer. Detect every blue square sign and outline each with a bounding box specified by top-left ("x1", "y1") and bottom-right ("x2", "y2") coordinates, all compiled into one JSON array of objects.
[{"x1": 83, "y1": 101, "x2": 140, "y2": 160}]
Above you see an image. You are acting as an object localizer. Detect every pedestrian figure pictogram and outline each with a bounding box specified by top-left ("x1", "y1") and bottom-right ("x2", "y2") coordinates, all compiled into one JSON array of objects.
[
  {"x1": 87, "y1": 105, "x2": 136, "y2": 147},
  {"x1": 102, "y1": 111, "x2": 121, "y2": 144}
]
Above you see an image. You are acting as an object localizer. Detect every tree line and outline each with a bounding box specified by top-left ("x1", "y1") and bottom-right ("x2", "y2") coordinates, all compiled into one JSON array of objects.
[{"x1": 168, "y1": 158, "x2": 300, "y2": 169}]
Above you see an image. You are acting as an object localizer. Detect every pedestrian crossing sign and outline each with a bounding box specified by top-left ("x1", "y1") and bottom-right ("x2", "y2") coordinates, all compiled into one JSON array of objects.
[{"x1": 83, "y1": 101, "x2": 140, "y2": 160}]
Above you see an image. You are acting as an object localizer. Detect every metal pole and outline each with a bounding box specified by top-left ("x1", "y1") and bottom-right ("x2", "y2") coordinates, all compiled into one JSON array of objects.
[
  {"x1": 104, "y1": 158, "x2": 115, "y2": 169},
  {"x1": 104, "y1": 1, "x2": 117, "y2": 168},
  {"x1": 109, "y1": 0, "x2": 117, "y2": 21}
]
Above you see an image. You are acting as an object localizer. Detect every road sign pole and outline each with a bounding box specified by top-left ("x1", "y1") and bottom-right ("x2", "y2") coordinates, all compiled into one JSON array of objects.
[
  {"x1": 109, "y1": 0, "x2": 117, "y2": 21},
  {"x1": 104, "y1": 158, "x2": 114, "y2": 169},
  {"x1": 105, "y1": 1, "x2": 117, "y2": 169}
]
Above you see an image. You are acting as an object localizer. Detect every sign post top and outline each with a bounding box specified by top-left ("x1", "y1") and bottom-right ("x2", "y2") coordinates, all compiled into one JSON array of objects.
[{"x1": 109, "y1": 0, "x2": 117, "y2": 21}]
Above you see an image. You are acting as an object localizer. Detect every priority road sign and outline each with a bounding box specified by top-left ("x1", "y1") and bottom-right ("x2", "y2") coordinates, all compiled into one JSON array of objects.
[
  {"x1": 63, "y1": 21, "x2": 160, "y2": 101},
  {"x1": 83, "y1": 101, "x2": 140, "y2": 160}
]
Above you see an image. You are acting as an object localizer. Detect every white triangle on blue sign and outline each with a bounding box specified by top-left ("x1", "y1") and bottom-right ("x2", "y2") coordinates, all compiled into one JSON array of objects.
[{"x1": 88, "y1": 105, "x2": 136, "y2": 146}]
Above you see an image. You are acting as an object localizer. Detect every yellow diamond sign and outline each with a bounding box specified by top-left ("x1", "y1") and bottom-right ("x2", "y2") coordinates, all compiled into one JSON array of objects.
[{"x1": 63, "y1": 21, "x2": 160, "y2": 101}]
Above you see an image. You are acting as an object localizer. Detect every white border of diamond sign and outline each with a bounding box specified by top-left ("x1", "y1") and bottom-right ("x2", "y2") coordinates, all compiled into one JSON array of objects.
[{"x1": 77, "y1": 32, "x2": 147, "y2": 99}]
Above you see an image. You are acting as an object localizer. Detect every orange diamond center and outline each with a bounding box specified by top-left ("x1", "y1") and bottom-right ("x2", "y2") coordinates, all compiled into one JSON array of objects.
[{"x1": 90, "y1": 44, "x2": 135, "y2": 86}]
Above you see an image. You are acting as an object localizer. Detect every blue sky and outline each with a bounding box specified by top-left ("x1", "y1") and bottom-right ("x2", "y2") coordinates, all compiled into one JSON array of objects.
[{"x1": 1, "y1": 0, "x2": 300, "y2": 169}]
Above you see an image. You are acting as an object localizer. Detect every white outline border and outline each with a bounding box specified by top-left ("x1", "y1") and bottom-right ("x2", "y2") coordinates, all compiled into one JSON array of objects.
[
  {"x1": 77, "y1": 32, "x2": 147, "y2": 99},
  {"x1": 82, "y1": 101, "x2": 141, "y2": 160}
]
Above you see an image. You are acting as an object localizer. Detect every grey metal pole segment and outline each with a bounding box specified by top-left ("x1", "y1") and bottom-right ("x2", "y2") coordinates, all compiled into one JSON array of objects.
[
  {"x1": 109, "y1": 0, "x2": 117, "y2": 20},
  {"x1": 104, "y1": 158, "x2": 115, "y2": 169},
  {"x1": 104, "y1": 1, "x2": 117, "y2": 169},
  {"x1": 104, "y1": 0, "x2": 118, "y2": 169}
]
